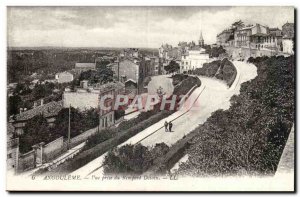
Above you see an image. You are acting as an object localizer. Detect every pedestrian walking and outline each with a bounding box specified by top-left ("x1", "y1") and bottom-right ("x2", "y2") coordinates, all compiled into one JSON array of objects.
[
  {"x1": 169, "y1": 122, "x2": 173, "y2": 132},
  {"x1": 164, "y1": 121, "x2": 169, "y2": 132}
]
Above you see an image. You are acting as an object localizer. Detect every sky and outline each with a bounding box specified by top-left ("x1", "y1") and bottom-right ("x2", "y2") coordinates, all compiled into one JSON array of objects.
[{"x1": 7, "y1": 6, "x2": 294, "y2": 48}]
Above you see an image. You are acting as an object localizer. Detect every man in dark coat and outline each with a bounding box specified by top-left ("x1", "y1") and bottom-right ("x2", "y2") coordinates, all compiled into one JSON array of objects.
[
  {"x1": 169, "y1": 122, "x2": 173, "y2": 132},
  {"x1": 164, "y1": 121, "x2": 168, "y2": 132}
]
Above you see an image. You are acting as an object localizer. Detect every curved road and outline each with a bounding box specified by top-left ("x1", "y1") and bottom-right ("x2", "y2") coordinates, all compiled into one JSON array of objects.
[{"x1": 71, "y1": 61, "x2": 257, "y2": 177}]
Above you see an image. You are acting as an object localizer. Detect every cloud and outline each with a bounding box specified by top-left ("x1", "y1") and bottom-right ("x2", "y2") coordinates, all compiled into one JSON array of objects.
[{"x1": 7, "y1": 6, "x2": 294, "y2": 48}]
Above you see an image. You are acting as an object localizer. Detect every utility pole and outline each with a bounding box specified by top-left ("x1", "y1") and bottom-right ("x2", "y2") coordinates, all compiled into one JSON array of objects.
[
  {"x1": 117, "y1": 56, "x2": 120, "y2": 82},
  {"x1": 98, "y1": 106, "x2": 100, "y2": 133},
  {"x1": 67, "y1": 104, "x2": 71, "y2": 150}
]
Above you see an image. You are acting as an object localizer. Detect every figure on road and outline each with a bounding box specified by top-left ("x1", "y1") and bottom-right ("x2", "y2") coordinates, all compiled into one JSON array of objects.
[
  {"x1": 164, "y1": 121, "x2": 169, "y2": 132},
  {"x1": 169, "y1": 122, "x2": 173, "y2": 132}
]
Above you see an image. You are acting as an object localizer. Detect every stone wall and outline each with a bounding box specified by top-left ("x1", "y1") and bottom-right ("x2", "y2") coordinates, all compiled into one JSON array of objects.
[
  {"x1": 43, "y1": 137, "x2": 65, "y2": 162},
  {"x1": 17, "y1": 150, "x2": 35, "y2": 173},
  {"x1": 36, "y1": 137, "x2": 65, "y2": 163},
  {"x1": 225, "y1": 46, "x2": 284, "y2": 60},
  {"x1": 69, "y1": 127, "x2": 99, "y2": 148}
]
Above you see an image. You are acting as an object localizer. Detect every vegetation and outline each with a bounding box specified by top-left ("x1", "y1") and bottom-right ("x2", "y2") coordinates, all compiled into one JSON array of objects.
[
  {"x1": 231, "y1": 20, "x2": 245, "y2": 30},
  {"x1": 7, "y1": 49, "x2": 118, "y2": 83},
  {"x1": 18, "y1": 115, "x2": 61, "y2": 154},
  {"x1": 7, "y1": 81, "x2": 69, "y2": 119},
  {"x1": 76, "y1": 68, "x2": 114, "y2": 86},
  {"x1": 103, "y1": 143, "x2": 169, "y2": 174},
  {"x1": 203, "y1": 45, "x2": 227, "y2": 58},
  {"x1": 164, "y1": 60, "x2": 180, "y2": 74},
  {"x1": 16, "y1": 107, "x2": 99, "y2": 154},
  {"x1": 51, "y1": 107, "x2": 99, "y2": 139},
  {"x1": 171, "y1": 74, "x2": 188, "y2": 86},
  {"x1": 173, "y1": 76, "x2": 201, "y2": 96},
  {"x1": 115, "y1": 109, "x2": 125, "y2": 120},
  {"x1": 177, "y1": 55, "x2": 294, "y2": 176},
  {"x1": 192, "y1": 58, "x2": 236, "y2": 86},
  {"x1": 84, "y1": 108, "x2": 166, "y2": 150}
]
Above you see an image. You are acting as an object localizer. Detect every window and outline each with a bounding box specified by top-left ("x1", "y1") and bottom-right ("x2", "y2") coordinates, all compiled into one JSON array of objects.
[{"x1": 8, "y1": 153, "x2": 12, "y2": 159}]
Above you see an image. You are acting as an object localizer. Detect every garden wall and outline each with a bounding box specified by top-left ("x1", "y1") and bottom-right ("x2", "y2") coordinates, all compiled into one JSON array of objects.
[{"x1": 17, "y1": 150, "x2": 35, "y2": 173}]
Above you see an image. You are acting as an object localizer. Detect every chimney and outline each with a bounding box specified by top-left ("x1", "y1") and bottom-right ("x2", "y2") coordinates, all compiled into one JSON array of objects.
[
  {"x1": 33, "y1": 101, "x2": 37, "y2": 108},
  {"x1": 41, "y1": 99, "x2": 44, "y2": 106}
]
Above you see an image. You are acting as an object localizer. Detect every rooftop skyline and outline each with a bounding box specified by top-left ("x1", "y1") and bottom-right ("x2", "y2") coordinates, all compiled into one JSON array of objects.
[{"x1": 7, "y1": 6, "x2": 294, "y2": 48}]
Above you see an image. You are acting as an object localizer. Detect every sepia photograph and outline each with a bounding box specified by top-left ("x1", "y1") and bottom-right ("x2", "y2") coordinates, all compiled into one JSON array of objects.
[{"x1": 5, "y1": 5, "x2": 295, "y2": 192}]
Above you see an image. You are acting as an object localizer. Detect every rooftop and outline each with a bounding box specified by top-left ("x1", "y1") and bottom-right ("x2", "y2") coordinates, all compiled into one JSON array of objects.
[
  {"x1": 14, "y1": 100, "x2": 63, "y2": 122},
  {"x1": 93, "y1": 81, "x2": 125, "y2": 93},
  {"x1": 75, "y1": 63, "x2": 96, "y2": 69}
]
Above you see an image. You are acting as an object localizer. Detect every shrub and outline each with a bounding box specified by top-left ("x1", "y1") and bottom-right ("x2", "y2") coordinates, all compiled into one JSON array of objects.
[
  {"x1": 114, "y1": 109, "x2": 125, "y2": 120},
  {"x1": 171, "y1": 74, "x2": 188, "y2": 86},
  {"x1": 173, "y1": 76, "x2": 200, "y2": 96},
  {"x1": 103, "y1": 143, "x2": 170, "y2": 174},
  {"x1": 192, "y1": 58, "x2": 236, "y2": 87}
]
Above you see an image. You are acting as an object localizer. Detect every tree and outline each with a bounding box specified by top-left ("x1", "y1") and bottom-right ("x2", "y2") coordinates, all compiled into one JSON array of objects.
[
  {"x1": 52, "y1": 107, "x2": 84, "y2": 138},
  {"x1": 78, "y1": 68, "x2": 113, "y2": 85},
  {"x1": 8, "y1": 94, "x2": 22, "y2": 118},
  {"x1": 115, "y1": 109, "x2": 125, "y2": 120},
  {"x1": 164, "y1": 60, "x2": 180, "y2": 74},
  {"x1": 231, "y1": 20, "x2": 245, "y2": 30},
  {"x1": 18, "y1": 115, "x2": 56, "y2": 153},
  {"x1": 96, "y1": 60, "x2": 111, "y2": 70},
  {"x1": 103, "y1": 143, "x2": 170, "y2": 174},
  {"x1": 98, "y1": 67, "x2": 114, "y2": 84}
]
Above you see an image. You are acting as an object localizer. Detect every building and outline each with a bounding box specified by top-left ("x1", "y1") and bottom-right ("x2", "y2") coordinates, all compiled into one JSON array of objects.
[
  {"x1": 96, "y1": 82, "x2": 125, "y2": 129},
  {"x1": 217, "y1": 29, "x2": 234, "y2": 46},
  {"x1": 7, "y1": 138, "x2": 19, "y2": 173},
  {"x1": 110, "y1": 57, "x2": 155, "y2": 93},
  {"x1": 10, "y1": 100, "x2": 63, "y2": 135},
  {"x1": 63, "y1": 81, "x2": 125, "y2": 129},
  {"x1": 232, "y1": 23, "x2": 285, "y2": 53},
  {"x1": 111, "y1": 59, "x2": 139, "y2": 84},
  {"x1": 199, "y1": 31, "x2": 205, "y2": 47},
  {"x1": 159, "y1": 44, "x2": 173, "y2": 59},
  {"x1": 120, "y1": 48, "x2": 140, "y2": 58},
  {"x1": 63, "y1": 81, "x2": 125, "y2": 110},
  {"x1": 180, "y1": 48, "x2": 210, "y2": 73},
  {"x1": 55, "y1": 71, "x2": 74, "y2": 83},
  {"x1": 282, "y1": 38, "x2": 294, "y2": 54},
  {"x1": 63, "y1": 85, "x2": 100, "y2": 110},
  {"x1": 75, "y1": 63, "x2": 96, "y2": 72},
  {"x1": 150, "y1": 56, "x2": 160, "y2": 75},
  {"x1": 282, "y1": 22, "x2": 294, "y2": 38},
  {"x1": 282, "y1": 22, "x2": 294, "y2": 54},
  {"x1": 140, "y1": 57, "x2": 156, "y2": 79}
]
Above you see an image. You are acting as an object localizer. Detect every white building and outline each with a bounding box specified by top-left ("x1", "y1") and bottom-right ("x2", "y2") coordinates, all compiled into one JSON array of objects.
[
  {"x1": 55, "y1": 71, "x2": 74, "y2": 83},
  {"x1": 180, "y1": 48, "x2": 210, "y2": 73},
  {"x1": 282, "y1": 38, "x2": 294, "y2": 55}
]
